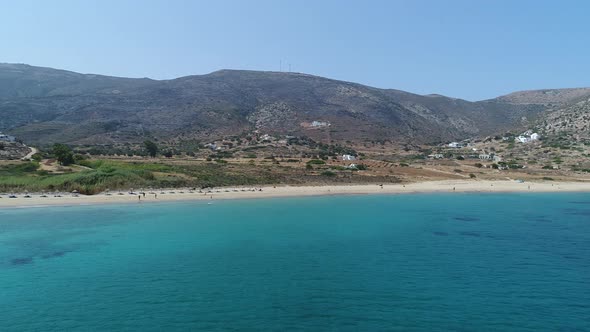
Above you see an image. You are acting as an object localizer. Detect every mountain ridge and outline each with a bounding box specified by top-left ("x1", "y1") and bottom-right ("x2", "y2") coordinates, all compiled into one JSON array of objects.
[{"x1": 1, "y1": 63, "x2": 586, "y2": 146}]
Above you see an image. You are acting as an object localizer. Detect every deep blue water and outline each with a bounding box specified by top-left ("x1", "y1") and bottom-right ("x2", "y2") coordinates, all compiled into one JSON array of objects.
[{"x1": 1, "y1": 193, "x2": 590, "y2": 331}]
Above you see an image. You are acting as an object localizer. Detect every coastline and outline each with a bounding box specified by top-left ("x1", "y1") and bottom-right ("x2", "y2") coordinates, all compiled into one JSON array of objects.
[{"x1": 1, "y1": 180, "x2": 589, "y2": 209}]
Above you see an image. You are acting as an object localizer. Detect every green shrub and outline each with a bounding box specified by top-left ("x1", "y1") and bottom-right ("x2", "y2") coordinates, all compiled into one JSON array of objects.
[
  {"x1": 330, "y1": 166, "x2": 348, "y2": 171},
  {"x1": 31, "y1": 153, "x2": 43, "y2": 162},
  {"x1": 0, "y1": 162, "x2": 39, "y2": 175}
]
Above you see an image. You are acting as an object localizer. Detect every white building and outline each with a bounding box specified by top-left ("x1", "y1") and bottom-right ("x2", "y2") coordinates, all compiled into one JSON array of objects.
[
  {"x1": 311, "y1": 121, "x2": 330, "y2": 127},
  {"x1": 448, "y1": 142, "x2": 463, "y2": 148},
  {"x1": 517, "y1": 132, "x2": 540, "y2": 143},
  {"x1": 342, "y1": 154, "x2": 356, "y2": 161},
  {"x1": 0, "y1": 133, "x2": 16, "y2": 142},
  {"x1": 260, "y1": 134, "x2": 274, "y2": 142}
]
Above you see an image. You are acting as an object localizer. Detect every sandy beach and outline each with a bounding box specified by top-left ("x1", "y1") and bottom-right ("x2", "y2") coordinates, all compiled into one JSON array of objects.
[{"x1": 1, "y1": 180, "x2": 589, "y2": 208}]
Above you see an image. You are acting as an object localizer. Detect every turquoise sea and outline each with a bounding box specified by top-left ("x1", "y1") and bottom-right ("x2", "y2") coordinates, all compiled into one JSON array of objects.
[{"x1": 1, "y1": 193, "x2": 590, "y2": 331}]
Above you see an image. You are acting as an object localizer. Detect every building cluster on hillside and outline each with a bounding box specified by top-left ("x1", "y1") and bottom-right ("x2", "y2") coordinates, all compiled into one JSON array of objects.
[{"x1": 0, "y1": 132, "x2": 16, "y2": 142}]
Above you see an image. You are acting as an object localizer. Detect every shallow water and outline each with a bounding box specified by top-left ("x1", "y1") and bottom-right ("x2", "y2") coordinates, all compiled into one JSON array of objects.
[{"x1": 1, "y1": 193, "x2": 589, "y2": 331}]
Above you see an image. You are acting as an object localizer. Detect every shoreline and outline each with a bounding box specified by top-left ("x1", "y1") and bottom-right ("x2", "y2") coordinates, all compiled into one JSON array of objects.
[{"x1": 1, "y1": 180, "x2": 589, "y2": 209}]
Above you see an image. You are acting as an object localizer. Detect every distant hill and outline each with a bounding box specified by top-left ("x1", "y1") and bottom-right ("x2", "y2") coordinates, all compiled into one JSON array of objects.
[
  {"x1": 0, "y1": 63, "x2": 583, "y2": 146},
  {"x1": 489, "y1": 88, "x2": 590, "y2": 106}
]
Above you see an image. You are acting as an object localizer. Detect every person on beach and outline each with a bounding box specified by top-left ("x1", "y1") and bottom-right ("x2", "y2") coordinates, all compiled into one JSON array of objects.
[{"x1": 138, "y1": 195, "x2": 141, "y2": 201}]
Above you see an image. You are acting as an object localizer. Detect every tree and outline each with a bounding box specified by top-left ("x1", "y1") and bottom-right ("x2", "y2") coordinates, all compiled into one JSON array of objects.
[
  {"x1": 144, "y1": 140, "x2": 158, "y2": 157},
  {"x1": 52, "y1": 144, "x2": 75, "y2": 165}
]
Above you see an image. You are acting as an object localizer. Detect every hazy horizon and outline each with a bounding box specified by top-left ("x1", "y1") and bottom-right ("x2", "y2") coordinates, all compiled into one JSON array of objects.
[{"x1": 2, "y1": 0, "x2": 590, "y2": 101}]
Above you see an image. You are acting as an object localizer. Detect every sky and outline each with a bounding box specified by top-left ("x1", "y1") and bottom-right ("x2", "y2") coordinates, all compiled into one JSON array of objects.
[{"x1": 1, "y1": 0, "x2": 589, "y2": 101}]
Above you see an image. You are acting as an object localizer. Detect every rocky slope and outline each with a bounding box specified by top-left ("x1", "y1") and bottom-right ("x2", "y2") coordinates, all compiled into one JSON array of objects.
[
  {"x1": 0, "y1": 141, "x2": 31, "y2": 160},
  {"x1": 538, "y1": 97, "x2": 590, "y2": 142}
]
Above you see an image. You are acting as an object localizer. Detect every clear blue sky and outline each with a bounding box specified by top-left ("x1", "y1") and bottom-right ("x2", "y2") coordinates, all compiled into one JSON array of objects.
[{"x1": 2, "y1": 0, "x2": 589, "y2": 100}]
